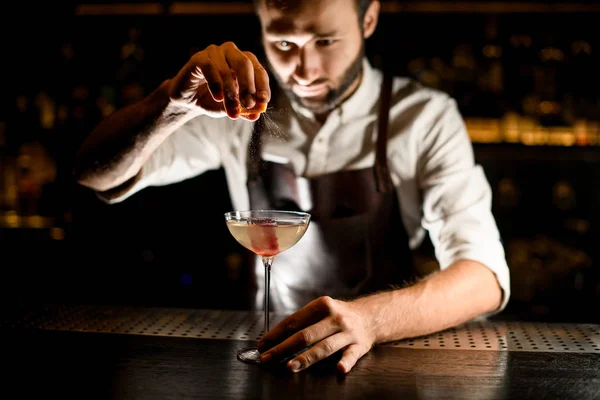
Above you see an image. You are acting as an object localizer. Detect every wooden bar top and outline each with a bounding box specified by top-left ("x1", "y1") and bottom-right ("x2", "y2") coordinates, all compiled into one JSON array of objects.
[{"x1": 2, "y1": 304, "x2": 600, "y2": 399}]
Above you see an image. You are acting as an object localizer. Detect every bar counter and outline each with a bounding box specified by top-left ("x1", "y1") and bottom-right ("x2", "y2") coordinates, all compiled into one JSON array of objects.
[{"x1": 2, "y1": 304, "x2": 600, "y2": 399}]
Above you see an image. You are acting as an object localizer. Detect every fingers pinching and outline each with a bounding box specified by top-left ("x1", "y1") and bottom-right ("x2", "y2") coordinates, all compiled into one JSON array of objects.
[
  {"x1": 207, "y1": 44, "x2": 239, "y2": 118},
  {"x1": 225, "y1": 46, "x2": 256, "y2": 109},
  {"x1": 191, "y1": 52, "x2": 223, "y2": 102}
]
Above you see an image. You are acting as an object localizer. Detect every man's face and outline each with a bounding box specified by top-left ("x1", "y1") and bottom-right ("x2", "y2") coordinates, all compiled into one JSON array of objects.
[{"x1": 257, "y1": 0, "x2": 366, "y2": 114}]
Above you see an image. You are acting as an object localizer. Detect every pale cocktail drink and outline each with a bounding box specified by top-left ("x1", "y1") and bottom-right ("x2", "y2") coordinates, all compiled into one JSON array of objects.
[{"x1": 226, "y1": 219, "x2": 308, "y2": 257}]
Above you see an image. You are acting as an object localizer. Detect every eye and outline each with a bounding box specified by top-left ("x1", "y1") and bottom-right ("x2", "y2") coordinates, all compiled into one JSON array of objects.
[
  {"x1": 275, "y1": 40, "x2": 294, "y2": 51},
  {"x1": 316, "y1": 39, "x2": 336, "y2": 47}
]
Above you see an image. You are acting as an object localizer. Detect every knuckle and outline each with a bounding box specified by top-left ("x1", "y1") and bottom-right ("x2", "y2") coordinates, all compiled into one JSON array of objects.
[
  {"x1": 298, "y1": 330, "x2": 312, "y2": 346},
  {"x1": 222, "y1": 41, "x2": 237, "y2": 50},
  {"x1": 204, "y1": 44, "x2": 217, "y2": 53},
  {"x1": 319, "y1": 296, "x2": 336, "y2": 310},
  {"x1": 190, "y1": 52, "x2": 205, "y2": 65},
  {"x1": 284, "y1": 318, "x2": 297, "y2": 332},
  {"x1": 321, "y1": 339, "x2": 336, "y2": 355},
  {"x1": 332, "y1": 313, "x2": 350, "y2": 329},
  {"x1": 243, "y1": 50, "x2": 256, "y2": 60}
]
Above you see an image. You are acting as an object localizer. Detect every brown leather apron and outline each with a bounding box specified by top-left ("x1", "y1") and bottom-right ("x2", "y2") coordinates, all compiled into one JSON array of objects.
[{"x1": 245, "y1": 72, "x2": 415, "y2": 311}]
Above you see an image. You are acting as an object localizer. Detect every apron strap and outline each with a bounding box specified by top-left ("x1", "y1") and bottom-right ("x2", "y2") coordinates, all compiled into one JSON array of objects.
[{"x1": 374, "y1": 71, "x2": 394, "y2": 193}]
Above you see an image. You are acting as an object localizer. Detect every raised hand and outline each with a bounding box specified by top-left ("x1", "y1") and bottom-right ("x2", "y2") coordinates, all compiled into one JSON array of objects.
[{"x1": 167, "y1": 41, "x2": 270, "y2": 120}]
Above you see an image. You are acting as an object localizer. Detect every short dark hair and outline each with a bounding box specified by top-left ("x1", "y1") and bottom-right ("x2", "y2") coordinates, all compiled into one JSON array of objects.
[
  {"x1": 355, "y1": 0, "x2": 372, "y2": 22},
  {"x1": 253, "y1": 0, "x2": 372, "y2": 23}
]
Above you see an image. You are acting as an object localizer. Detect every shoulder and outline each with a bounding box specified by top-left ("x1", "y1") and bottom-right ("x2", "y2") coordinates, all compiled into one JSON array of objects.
[
  {"x1": 388, "y1": 75, "x2": 456, "y2": 118},
  {"x1": 375, "y1": 71, "x2": 463, "y2": 137},
  {"x1": 373, "y1": 68, "x2": 468, "y2": 152},
  {"x1": 369, "y1": 63, "x2": 454, "y2": 108}
]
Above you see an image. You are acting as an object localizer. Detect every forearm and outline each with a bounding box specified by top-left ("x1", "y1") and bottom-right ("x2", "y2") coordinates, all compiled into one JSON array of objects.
[
  {"x1": 74, "y1": 79, "x2": 202, "y2": 192},
  {"x1": 354, "y1": 259, "x2": 503, "y2": 344}
]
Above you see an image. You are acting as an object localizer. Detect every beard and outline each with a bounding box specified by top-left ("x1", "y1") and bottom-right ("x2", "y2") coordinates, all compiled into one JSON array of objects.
[{"x1": 268, "y1": 42, "x2": 365, "y2": 115}]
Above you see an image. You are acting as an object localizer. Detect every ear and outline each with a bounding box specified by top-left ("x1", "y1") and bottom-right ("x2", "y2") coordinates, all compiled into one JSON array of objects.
[{"x1": 362, "y1": 0, "x2": 380, "y2": 39}]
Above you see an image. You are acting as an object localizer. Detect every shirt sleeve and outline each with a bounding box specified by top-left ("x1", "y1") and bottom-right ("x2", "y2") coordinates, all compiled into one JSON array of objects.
[
  {"x1": 98, "y1": 115, "x2": 223, "y2": 204},
  {"x1": 417, "y1": 95, "x2": 511, "y2": 314}
]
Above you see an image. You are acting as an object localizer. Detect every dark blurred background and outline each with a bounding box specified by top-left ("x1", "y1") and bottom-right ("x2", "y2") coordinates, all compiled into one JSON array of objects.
[{"x1": 1, "y1": 1, "x2": 599, "y2": 323}]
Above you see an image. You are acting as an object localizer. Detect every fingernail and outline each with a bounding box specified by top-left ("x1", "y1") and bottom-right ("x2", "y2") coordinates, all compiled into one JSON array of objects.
[
  {"x1": 288, "y1": 360, "x2": 301, "y2": 372},
  {"x1": 226, "y1": 96, "x2": 239, "y2": 112},
  {"x1": 242, "y1": 92, "x2": 256, "y2": 109},
  {"x1": 260, "y1": 352, "x2": 271, "y2": 363},
  {"x1": 209, "y1": 83, "x2": 222, "y2": 97}
]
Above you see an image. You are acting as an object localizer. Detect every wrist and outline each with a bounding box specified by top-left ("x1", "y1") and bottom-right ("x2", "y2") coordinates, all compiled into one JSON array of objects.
[
  {"x1": 157, "y1": 79, "x2": 204, "y2": 117},
  {"x1": 351, "y1": 291, "x2": 396, "y2": 345},
  {"x1": 352, "y1": 287, "x2": 419, "y2": 344},
  {"x1": 150, "y1": 79, "x2": 204, "y2": 122}
]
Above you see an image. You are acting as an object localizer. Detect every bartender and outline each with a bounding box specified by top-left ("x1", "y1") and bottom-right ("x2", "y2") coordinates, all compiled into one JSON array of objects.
[{"x1": 75, "y1": 0, "x2": 510, "y2": 374}]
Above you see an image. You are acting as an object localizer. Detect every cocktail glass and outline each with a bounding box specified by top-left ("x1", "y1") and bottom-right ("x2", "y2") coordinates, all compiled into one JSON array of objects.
[{"x1": 224, "y1": 210, "x2": 311, "y2": 364}]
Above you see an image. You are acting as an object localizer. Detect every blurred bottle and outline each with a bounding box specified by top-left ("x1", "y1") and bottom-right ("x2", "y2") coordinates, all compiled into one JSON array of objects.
[
  {"x1": 0, "y1": 121, "x2": 16, "y2": 215},
  {"x1": 116, "y1": 27, "x2": 146, "y2": 108},
  {"x1": 504, "y1": 31, "x2": 536, "y2": 117},
  {"x1": 535, "y1": 33, "x2": 566, "y2": 127},
  {"x1": 450, "y1": 43, "x2": 478, "y2": 116},
  {"x1": 476, "y1": 16, "x2": 505, "y2": 118},
  {"x1": 565, "y1": 39, "x2": 595, "y2": 126},
  {"x1": 407, "y1": 57, "x2": 446, "y2": 91},
  {"x1": 53, "y1": 41, "x2": 79, "y2": 112},
  {"x1": 14, "y1": 140, "x2": 57, "y2": 218}
]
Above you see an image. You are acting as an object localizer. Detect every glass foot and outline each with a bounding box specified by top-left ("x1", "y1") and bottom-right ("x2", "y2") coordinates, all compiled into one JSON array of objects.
[{"x1": 237, "y1": 347, "x2": 262, "y2": 364}]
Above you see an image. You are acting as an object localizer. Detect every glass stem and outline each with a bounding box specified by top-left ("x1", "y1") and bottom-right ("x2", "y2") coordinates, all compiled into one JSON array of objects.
[{"x1": 262, "y1": 256, "x2": 274, "y2": 334}]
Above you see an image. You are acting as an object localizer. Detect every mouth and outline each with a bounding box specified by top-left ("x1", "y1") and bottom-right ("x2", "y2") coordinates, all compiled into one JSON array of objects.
[{"x1": 293, "y1": 83, "x2": 328, "y2": 97}]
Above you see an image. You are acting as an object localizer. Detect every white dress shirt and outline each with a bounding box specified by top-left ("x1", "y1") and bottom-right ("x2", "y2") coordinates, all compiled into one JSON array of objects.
[{"x1": 105, "y1": 58, "x2": 511, "y2": 313}]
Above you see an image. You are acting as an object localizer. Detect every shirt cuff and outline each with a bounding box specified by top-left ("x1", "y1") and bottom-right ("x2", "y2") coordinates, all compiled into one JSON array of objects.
[{"x1": 95, "y1": 165, "x2": 151, "y2": 204}]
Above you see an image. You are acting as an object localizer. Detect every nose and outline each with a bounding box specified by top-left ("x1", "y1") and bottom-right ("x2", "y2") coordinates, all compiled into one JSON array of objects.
[{"x1": 292, "y1": 46, "x2": 321, "y2": 85}]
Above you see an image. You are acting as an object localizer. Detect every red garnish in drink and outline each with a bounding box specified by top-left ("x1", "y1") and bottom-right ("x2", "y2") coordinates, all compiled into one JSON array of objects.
[{"x1": 247, "y1": 219, "x2": 279, "y2": 256}]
